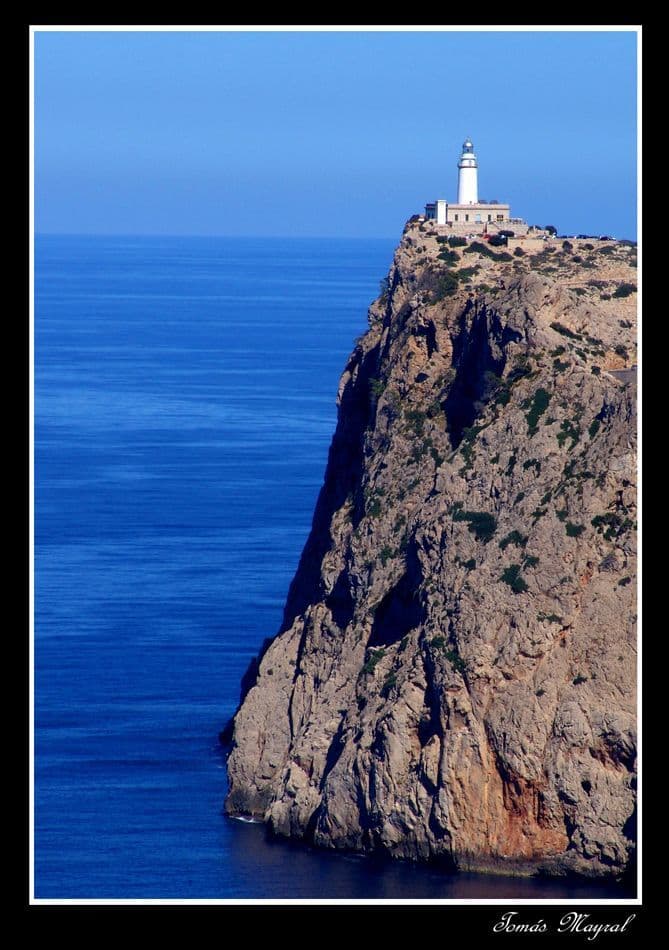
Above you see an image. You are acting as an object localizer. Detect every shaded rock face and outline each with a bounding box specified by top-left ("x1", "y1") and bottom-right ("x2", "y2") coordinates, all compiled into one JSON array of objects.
[{"x1": 225, "y1": 222, "x2": 637, "y2": 878}]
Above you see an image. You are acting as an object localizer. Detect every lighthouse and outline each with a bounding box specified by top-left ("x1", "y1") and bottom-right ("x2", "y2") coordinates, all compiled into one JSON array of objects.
[
  {"x1": 424, "y1": 137, "x2": 515, "y2": 230},
  {"x1": 457, "y1": 138, "x2": 478, "y2": 205}
]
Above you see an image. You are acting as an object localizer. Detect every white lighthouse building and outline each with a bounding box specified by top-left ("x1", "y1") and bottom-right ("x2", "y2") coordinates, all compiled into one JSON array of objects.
[
  {"x1": 425, "y1": 137, "x2": 517, "y2": 232},
  {"x1": 457, "y1": 138, "x2": 478, "y2": 204}
]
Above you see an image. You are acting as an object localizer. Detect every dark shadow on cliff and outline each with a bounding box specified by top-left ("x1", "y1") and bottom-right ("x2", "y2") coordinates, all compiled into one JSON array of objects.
[
  {"x1": 326, "y1": 569, "x2": 356, "y2": 631},
  {"x1": 445, "y1": 302, "x2": 520, "y2": 448},
  {"x1": 367, "y1": 542, "x2": 425, "y2": 648},
  {"x1": 280, "y1": 342, "x2": 381, "y2": 633}
]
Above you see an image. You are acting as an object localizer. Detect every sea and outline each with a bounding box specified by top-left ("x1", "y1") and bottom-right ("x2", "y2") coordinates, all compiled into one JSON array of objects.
[{"x1": 34, "y1": 234, "x2": 635, "y2": 900}]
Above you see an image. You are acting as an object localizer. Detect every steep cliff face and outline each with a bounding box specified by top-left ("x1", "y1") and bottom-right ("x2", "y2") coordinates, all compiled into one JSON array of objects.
[{"x1": 224, "y1": 221, "x2": 637, "y2": 878}]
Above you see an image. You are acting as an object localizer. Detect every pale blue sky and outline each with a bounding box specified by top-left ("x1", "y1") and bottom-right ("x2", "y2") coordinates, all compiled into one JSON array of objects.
[{"x1": 34, "y1": 29, "x2": 638, "y2": 239}]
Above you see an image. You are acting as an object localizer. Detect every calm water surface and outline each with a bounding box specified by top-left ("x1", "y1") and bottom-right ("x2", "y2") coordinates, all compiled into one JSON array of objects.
[{"x1": 34, "y1": 235, "x2": 634, "y2": 900}]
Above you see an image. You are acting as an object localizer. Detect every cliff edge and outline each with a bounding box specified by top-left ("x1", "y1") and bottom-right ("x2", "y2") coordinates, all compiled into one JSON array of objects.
[{"x1": 224, "y1": 220, "x2": 637, "y2": 879}]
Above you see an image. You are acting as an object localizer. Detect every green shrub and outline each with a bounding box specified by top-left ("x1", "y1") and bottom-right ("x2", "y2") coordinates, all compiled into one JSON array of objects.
[
  {"x1": 438, "y1": 248, "x2": 460, "y2": 265},
  {"x1": 523, "y1": 458, "x2": 541, "y2": 473},
  {"x1": 523, "y1": 555, "x2": 540, "y2": 568},
  {"x1": 565, "y1": 522, "x2": 585, "y2": 537},
  {"x1": 618, "y1": 576, "x2": 632, "y2": 587},
  {"x1": 563, "y1": 459, "x2": 577, "y2": 480},
  {"x1": 463, "y1": 558, "x2": 476, "y2": 570},
  {"x1": 452, "y1": 508, "x2": 498, "y2": 542},
  {"x1": 431, "y1": 635, "x2": 446, "y2": 649},
  {"x1": 612, "y1": 282, "x2": 637, "y2": 298},
  {"x1": 369, "y1": 377, "x2": 385, "y2": 397},
  {"x1": 464, "y1": 241, "x2": 491, "y2": 257},
  {"x1": 591, "y1": 512, "x2": 634, "y2": 540},
  {"x1": 362, "y1": 649, "x2": 386, "y2": 675},
  {"x1": 526, "y1": 387, "x2": 552, "y2": 435},
  {"x1": 379, "y1": 545, "x2": 395, "y2": 566},
  {"x1": 404, "y1": 408, "x2": 427, "y2": 436},
  {"x1": 514, "y1": 246, "x2": 525, "y2": 257},
  {"x1": 588, "y1": 418, "x2": 601, "y2": 439},
  {"x1": 573, "y1": 675, "x2": 588, "y2": 685},
  {"x1": 459, "y1": 423, "x2": 487, "y2": 471},
  {"x1": 550, "y1": 321, "x2": 582, "y2": 341},
  {"x1": 514, "y1": 491, "x2": 525, "y2": 504},
  {"x1": 448, "y1": 236, "x2": 467, "y2": 247},
  {"x1": 499, "y1": 530, "x2": 528, "y2": 551},
  {"x1": 500, "y1": 564, "x2": 529, "y2": 593},
  {"x1": 537, "y1": 612, "x2": 563, "y2": 624},
  {"x1": 444, "y1": 649, "x2": 466, "y2": 673},
  {"x1": 591, "y1": 366, "x2": 601, "y2": 375},
  {"x1": 464, "y1": 241, "x2": 512, "y2": 262},
  {"x1": 432, "y1": 271, "x2": 460, "y2": 301},
  {"x1": 367, "y1": 497, "x2": 382, "y2": 518},
  {"x1": 557, "y1": 419, "x2": 580, "y2": 449}
]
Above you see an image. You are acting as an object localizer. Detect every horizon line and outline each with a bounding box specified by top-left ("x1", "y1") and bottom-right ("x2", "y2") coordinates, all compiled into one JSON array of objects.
[
  {"x1": 35, "y1": 229, "x2": 638, "y2": 242},
  {"x1": 34, "y1": 230, "x2": 400, "y2": 241}
]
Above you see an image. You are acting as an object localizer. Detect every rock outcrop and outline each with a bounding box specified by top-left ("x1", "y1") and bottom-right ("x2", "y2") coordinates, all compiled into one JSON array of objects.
[{"x1": 224, "y1": 221, "x2": 637, "y2": 878}]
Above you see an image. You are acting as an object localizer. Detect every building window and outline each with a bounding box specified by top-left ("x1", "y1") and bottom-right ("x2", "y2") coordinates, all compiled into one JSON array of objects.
[
  {"x1": 454, "y1": 214, "x2": 458, "y2": 221},
  {"x1": 496, "y1": 214, "x2": 504, "y2": 222},
  {"x1": 465, "y1": 214, "x2": 469, "y2": 222},
  {"x1": 488, "y1": 214, "x2": 492, "y2": 222}
]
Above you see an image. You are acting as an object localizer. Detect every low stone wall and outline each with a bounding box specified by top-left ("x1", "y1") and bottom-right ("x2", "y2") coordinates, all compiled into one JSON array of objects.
[{"x1": 428, "y1": 221, "x2": 530, "y2": 238}]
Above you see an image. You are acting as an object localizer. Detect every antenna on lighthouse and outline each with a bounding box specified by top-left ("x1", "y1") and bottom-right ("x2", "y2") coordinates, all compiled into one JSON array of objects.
[{"x1": 457, "y1": 138, "x2": 478, "y2": 205}]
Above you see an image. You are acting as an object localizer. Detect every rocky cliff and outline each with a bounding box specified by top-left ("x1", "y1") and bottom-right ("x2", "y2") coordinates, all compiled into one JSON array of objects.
[{"x1": 224, "y1": 220, "x2": 637, "y2": 879}]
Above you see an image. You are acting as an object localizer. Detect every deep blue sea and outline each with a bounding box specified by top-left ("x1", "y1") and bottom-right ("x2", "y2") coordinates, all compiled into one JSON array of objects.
[{"x1": 34, "y1": 235, "x2": 634, "y2": 900}]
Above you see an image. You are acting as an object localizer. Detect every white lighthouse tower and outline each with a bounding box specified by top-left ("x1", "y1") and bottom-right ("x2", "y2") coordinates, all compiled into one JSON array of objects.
[
  {"x1": 424, "y1": 137, "x2": 514, "y2": 229},
  {"x1": 457, "y1": 138, "x2": 478, "y2": 205}
]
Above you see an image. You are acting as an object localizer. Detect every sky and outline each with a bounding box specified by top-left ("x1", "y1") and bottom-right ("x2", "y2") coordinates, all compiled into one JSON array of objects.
[{"x1": 34, "y1": 29, "x2": 638, "y2": 239}]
